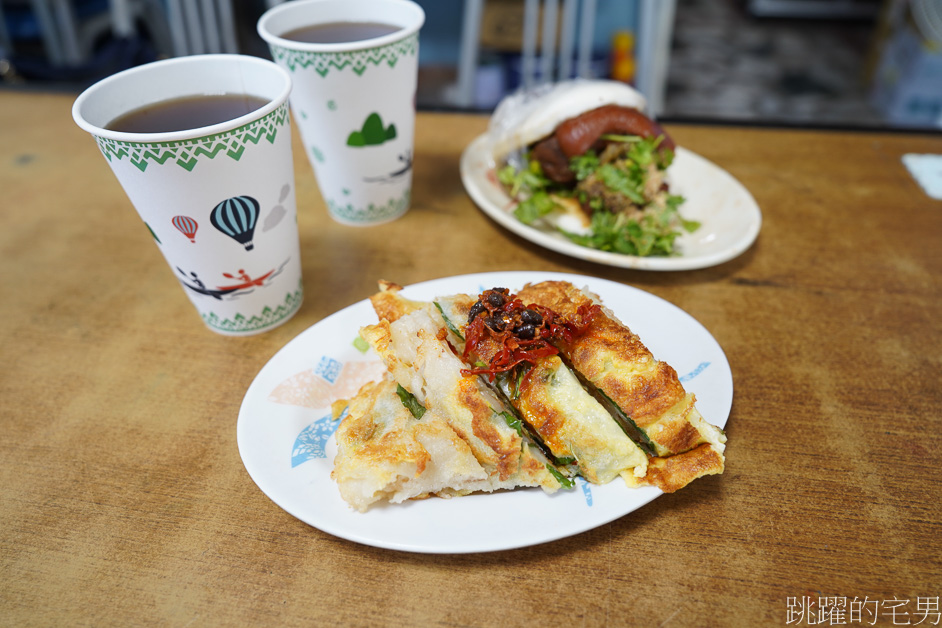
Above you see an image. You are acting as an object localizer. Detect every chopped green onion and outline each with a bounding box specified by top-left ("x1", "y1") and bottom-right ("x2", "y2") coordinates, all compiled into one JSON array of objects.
[
  {"x1": 352, "y1": 335, "x2": 370, "y2": 353},
  {"x1": 513, "y1": 367, "x2": 526, "y2": 400},
  {"x1": 396, "y1": 384, "x2": 426, "y2": 419},
  {"x1": 433, "y1": 301, "x2": 464, "y2": 341},
  {"x1": 545, "y1": 463, "x2": 575, "y2": 489},
  {"x1": 498, "y1": 410, "x2": 524, "y2": 437}
]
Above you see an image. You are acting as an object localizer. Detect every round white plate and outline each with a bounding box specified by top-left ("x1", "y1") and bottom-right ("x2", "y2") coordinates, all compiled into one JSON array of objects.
[
  {"x1": 237, "y1": 271, "x2": 733, "y2": 553},
  {"x1": 460, "y1": 134, "x2": 762, "y2": 271}
]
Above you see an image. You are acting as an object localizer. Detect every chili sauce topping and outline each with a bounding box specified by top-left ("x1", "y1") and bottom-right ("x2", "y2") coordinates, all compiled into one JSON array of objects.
[{"x1": 461, "y1": 287, "x2": 599, "y2": 379}]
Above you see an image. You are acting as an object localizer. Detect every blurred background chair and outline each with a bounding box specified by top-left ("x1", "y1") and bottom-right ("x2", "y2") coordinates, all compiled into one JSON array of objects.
[
  {"x1": 0, "y1": 0, "x2": 236, "y2": 77},
  {"x1": 164, "y1": 0, "x2": 238, "y2": 56},
  {"x1": 0, "y1": 0, "x2": 937, "y2": 130},
  {"x1": 452, "y1": 0, "x2": 675, "y2": 115},
  {"x1": 0, "y1": 0, "x2": 173, "y2": 66}
]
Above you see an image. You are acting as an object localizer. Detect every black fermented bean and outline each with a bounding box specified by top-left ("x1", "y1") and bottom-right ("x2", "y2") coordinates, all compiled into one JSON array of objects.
[
  {"x1": 516, "y1": 324, "x2": 536, "y2": 339},
  {"x1": 468, "y1": 300, "x2": 485, "y2": 322},
  {"x1": 486, "y1": 291, "x2": 506, "y2": 308},
  {"x1": 521, "y1": 309, "x2": 542, "y2": 326}
]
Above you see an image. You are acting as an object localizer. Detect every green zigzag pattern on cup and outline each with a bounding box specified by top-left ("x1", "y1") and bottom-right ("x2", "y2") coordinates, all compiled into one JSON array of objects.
[
  {"x1": 94, "y1": 102, "x2": 290, "y2": 173},
  {"x1": 269, "y1": 33, "x2": 418, "y2": 76},
  {"x1": 328, "y1": 189, "x2": 410, "y2": 224},
  {"x1": 202, "y1": 281, "x2": 303, "y2": 333}
]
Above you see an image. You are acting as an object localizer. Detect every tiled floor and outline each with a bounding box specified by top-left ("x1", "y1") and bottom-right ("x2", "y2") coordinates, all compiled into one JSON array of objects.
[{"x1": 664, "y1": 0, "x2": 885, "y2": 126}]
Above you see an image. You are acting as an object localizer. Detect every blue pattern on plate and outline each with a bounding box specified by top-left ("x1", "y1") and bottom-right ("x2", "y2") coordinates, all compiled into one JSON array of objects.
[
  {"x1": 314, "y1": 356, "x2": 343, "y2": 384},
  {"x1": 679, "y1": 361, "x2": 710, "y2": 383},
  {"x1": 577, "y1": 477, "x2": 593, "y2": 506},
  {"x1": 291, "y1": 411, "x2": 343, "y2": 467}
]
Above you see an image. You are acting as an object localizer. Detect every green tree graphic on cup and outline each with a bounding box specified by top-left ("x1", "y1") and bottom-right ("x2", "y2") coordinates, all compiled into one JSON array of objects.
[{"x1": 347, "y1": 113, "x2": 396, "y2": 147}]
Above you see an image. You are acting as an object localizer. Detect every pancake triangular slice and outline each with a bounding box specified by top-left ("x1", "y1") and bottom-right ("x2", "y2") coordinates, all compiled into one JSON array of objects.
[
  {"x1": 332, "y1": 375, "x2": 490, "y2": 512},
  {"x1": 359, "y1": 286, "x2": 565, "y2": 494},
  {"x1": 515, "y1": 280, "x2": 726, "y2": 491},
  {"x1": 433, "y1": 292, "x2": 648, "y2": 486}
]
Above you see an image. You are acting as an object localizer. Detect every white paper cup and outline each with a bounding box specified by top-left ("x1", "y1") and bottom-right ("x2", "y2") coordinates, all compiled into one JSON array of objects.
[
  {"x1": 72, "y1": 54, "x2": 303, "y2": 336},
  {"x1": 258, "y1": 0, "x2": 425, "y2": 226}
]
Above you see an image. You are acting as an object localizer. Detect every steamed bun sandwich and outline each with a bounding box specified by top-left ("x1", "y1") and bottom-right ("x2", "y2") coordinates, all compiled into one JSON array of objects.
[
  {"x1": 489, "y1": 80, "x2": 699, "y2": 257},
  {"x1": 330, "y1": 280, "x2": 726, "y2": 511}
]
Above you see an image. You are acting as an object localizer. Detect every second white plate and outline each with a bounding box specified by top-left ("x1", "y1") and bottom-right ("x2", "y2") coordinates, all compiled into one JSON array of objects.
[
  {"x1": 460, "y1": 134, "x2": 762, "y2": 271},
  {"x1": 237, "y1": 272, "x2": 733, "y2": 553}
]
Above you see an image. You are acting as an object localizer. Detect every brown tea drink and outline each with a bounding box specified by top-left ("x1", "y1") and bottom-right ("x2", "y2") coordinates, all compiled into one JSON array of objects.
[
  {"x1": 106, "y1": 94, "x2": 269, "y2": 133},
  {"x1": 281, "y1": 21, "x2": 400, "y2": 44}
]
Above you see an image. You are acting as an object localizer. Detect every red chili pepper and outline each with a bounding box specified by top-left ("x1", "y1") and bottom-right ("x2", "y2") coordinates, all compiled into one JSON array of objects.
[{"x1": 461, "y1": 288, "x2": 600, "y2": 379}]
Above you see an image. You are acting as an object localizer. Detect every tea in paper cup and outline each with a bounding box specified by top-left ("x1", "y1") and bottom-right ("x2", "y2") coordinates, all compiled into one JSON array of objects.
[
  {"x1": 258, "y1": 0, "x2": 425, "y2": 226},
  {"x1": 72, "y1": 54, "x2": 303, "y2": 336}
]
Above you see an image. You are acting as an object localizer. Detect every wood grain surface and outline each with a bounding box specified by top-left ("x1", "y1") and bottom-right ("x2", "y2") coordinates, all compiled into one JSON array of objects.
[{"x1": 1, "y1": 90, "x2": 940, "y2": 627}]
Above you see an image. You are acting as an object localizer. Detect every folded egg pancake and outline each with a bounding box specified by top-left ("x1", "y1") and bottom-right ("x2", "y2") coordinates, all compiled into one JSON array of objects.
[
  {"x1": 515, "y1": 280, "x2": 726, "y2": 491},
  {"x1": 339, "y1": 279, "x2": 726, "y2": 505},
  {"x1": 359, "y1": 289, "x2": 564, "y2": 494},
  {"x1": 434, "y1": 293, "x2": 648, "y2": 485},
  {"x1": 332, "y1": 375, "x2": 489, "y2": 512},
  {"x1": 622, "y1": 443, "x2": 725, "y2": 493}
]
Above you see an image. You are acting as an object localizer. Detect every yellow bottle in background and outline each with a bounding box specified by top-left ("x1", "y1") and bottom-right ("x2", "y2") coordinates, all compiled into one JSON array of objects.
[{"x1": 610, "y1": 30, "x2": 636, "y2": 84}]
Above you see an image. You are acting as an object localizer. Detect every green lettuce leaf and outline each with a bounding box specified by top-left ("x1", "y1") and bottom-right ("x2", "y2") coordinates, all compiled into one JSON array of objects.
[{"x1": 513, "y1": 191, "x2": 561, "y2": 224}]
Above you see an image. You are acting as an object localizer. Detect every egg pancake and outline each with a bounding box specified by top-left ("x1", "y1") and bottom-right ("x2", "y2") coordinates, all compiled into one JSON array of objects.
[
  {"x1": 434, "y1": 293, "x2": 648, "y2": 485},
  {"x1": 332, "y1": 375, "x2": 489, "y2": 512},
  {"x1": 359, "y1": 288, "x2": 563, "y2": 494},
  {"x1": 516, "y1": 280, "x2": 726, "y2": 491}
]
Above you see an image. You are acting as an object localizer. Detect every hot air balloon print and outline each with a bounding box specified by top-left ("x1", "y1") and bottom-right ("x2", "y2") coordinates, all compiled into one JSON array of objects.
[
  {"x1": 210, "y1": 195, "x2": 259, "y2": 251},
  {"x1": 171, "y1": 215, "x2": 198, "y2": 243}
]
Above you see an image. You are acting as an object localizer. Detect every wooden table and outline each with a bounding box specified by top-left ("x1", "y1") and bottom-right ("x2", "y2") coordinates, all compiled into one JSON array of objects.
[{"x1": 2, "y1": 89, "x2": 940, "y2": 626}]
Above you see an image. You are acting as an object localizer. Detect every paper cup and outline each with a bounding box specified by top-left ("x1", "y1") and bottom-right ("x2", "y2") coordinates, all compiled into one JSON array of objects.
[
  {"x1": 258, "y1": 0, "x2": 425, "y2": 226},
  {"x1": 72, "y1": 54, "x2": 303, "y2": 336}
]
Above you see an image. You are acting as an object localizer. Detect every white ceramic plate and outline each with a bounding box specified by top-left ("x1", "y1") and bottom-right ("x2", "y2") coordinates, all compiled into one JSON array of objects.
[
  {"x1": 237, "y1": 272, "x2": 733, "y2": 553},
  {"x1": 460, "y1": 134, "x2": 762, "y2": 271}
]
